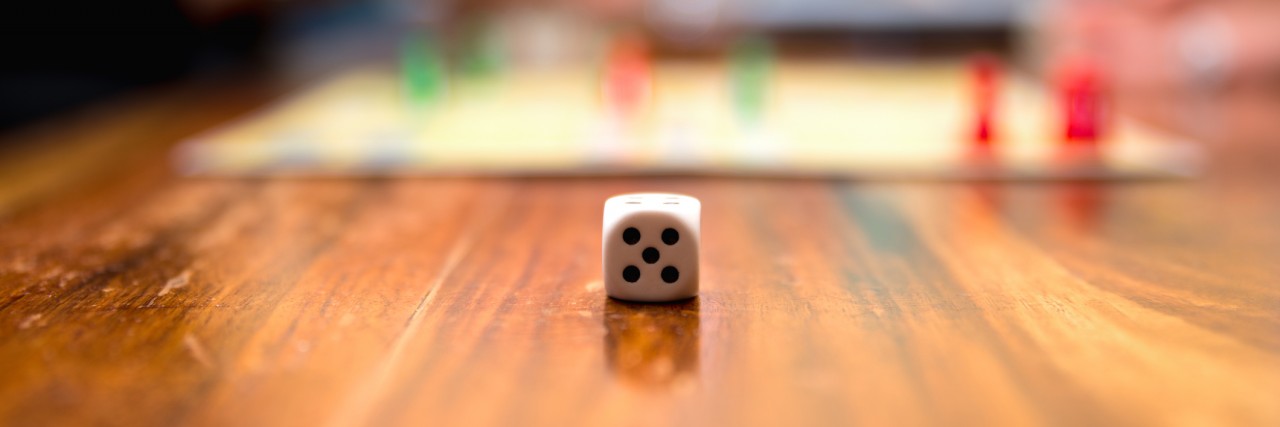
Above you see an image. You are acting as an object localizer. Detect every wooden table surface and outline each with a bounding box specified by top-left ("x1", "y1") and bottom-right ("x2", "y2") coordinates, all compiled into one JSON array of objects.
[{"x1": 1, "y1": 79, "x2": 1279, "y2": 427}]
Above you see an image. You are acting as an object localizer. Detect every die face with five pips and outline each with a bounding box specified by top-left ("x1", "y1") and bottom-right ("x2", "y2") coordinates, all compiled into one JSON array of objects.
[{"x1": 603, "y1": 193, "x2": 701, "y2": 302}]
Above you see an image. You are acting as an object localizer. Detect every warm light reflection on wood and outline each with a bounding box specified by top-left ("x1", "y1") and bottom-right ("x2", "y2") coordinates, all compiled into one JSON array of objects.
[{"x1": 603, "y1": 298, "x2": 700, "y2": 390}]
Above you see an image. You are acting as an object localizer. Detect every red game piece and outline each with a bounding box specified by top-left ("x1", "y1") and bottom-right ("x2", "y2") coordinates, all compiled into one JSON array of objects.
[
  {"x1": 1056, "y1": 57, "x2": 1108, "y2": 147},
  {"x1": 969, "y1": 53, "x2": 1000, "y2": 147},
  {"x1": 601, "y1": 34, "x2": 652, "y2": 118}
]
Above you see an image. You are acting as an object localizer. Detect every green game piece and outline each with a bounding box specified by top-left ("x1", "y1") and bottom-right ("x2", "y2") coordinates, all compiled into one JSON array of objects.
[
  {"x1": 401, "y1": 31, "x2": 447, "y2": 107},
  {"x1": 730, "y1": 35, "x2": 773, "y2": 123}
]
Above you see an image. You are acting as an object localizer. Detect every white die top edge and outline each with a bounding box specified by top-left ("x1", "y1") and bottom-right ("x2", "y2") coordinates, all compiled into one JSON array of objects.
[
  {"x1": 603, "y1": 192, "x2": 701, "y2": 239},
  {"x1": 604, "y1": 193, "x2": 702, "y2": 209}
]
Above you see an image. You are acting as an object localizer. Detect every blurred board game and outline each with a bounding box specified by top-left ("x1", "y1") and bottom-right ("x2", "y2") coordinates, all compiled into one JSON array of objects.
[{"x1": 173, "y1": 61, "x2": 1201, "y2": 180}]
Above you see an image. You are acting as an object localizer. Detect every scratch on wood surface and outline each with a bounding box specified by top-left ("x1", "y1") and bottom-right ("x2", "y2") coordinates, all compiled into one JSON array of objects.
[
  {"x1": 326, "y1": 212, "x2": 487, "y2": 427},
  {"x1": 18, "y1": 314, "x2": 45, "y2": 329},
  {"x1": 42, "y1": 265, "x2": 64, "y2": 280},
  {"x1": 183, "y1": 333, "x2": 215, "y2": 369},
  {"x1": 158, "y1": 270, "x2": 192, "y2": 296}
]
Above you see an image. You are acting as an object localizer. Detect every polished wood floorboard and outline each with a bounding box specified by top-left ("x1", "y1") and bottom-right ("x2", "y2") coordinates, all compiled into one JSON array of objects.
[{"x1": 1, "y1": 83, "x2": 1278, "y2": 427}]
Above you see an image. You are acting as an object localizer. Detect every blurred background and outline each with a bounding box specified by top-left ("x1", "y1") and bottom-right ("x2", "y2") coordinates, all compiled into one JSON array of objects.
[{"x1": 3, "y1": 0, "x2": 1279, "y2": 143}]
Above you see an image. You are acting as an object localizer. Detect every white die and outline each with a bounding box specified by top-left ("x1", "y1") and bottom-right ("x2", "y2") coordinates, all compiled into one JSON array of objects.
[{"x1": 602, "y1": 193, "x2": 701, "y2": 302}]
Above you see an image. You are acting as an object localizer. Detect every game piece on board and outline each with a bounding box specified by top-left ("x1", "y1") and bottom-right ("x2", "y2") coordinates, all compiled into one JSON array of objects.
[
  {"x1": 603, "y1": 193, "x2": 701, "y2": 302},
  {"x1": 401, "y1": 31, "x2": 448, "y2": 107},
  {"x1": 1056, "y1": 57, "x2": 1107, "y2": 148},
  {"x1": 601, "y1": 34, "x2": 652, "y2": 119},
  {"x1": 729, "y1": 35, "x2": 773, "y2": 124},
  {"x1": 969, "y1": 53, "x2": 1000, "y2": 148}
]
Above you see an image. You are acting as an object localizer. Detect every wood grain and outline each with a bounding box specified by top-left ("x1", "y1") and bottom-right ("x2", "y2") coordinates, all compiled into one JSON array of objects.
[{"x1": 1, "y1": 83, "x2": 1279, "y2": 427}]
